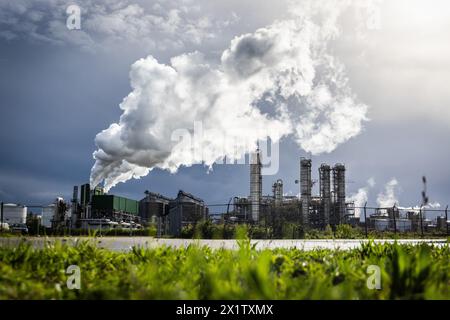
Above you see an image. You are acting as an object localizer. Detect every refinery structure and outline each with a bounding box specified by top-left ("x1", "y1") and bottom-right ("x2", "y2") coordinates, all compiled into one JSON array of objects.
[
  {"x1": 232, "y1": 152, "x2": 353, "y2": 230},
  {"x1": 0, "y1": 151, "x2": 449, "y2": 237}
]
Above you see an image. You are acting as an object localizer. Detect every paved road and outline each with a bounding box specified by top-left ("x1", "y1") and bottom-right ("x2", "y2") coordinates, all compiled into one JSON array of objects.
[{"x1": 0, "y1": 237, "x2": 447, "y2": 251}]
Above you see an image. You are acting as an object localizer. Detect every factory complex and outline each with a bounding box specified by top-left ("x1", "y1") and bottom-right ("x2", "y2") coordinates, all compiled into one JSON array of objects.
[{"x1": 1, "y1": 151, "x2": 449, "y2": 237}]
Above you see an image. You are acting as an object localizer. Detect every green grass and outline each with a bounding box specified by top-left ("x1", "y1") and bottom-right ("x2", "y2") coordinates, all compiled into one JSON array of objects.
[{"x1": 0, "y1": 239, "x2": 448, "y2": 300}]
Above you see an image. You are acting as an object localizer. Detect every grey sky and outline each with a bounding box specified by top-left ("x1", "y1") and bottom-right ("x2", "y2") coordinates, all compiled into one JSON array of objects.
[{"x1": 0, "y1": 0, "x2": 449, "y2": 213}]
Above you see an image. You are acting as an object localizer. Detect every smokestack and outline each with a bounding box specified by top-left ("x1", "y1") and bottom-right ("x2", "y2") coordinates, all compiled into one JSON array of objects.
[
  {"x1": 319, "y1": 164, "x2": 331, "y2": 226},
  {"x1": 333, "y1": 163, "x2": 346, "y2": 223},
  {"x1": 300, "y1": 158, "x2": 312, "y2": 227},
  {"x1": 250, "y1": 148, "x2": 262, "y2": 222}
]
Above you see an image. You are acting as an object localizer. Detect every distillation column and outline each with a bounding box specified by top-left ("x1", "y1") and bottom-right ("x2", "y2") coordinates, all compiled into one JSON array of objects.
[
  {"x1": 300, "y1": 158, "x2": 312, "y2": 227},
  {"x1": 272, "y1": 179, "x2": 283, "y2": 206},
  {"x1": 71, "y1": 186, "x2": 79, "y2": 227},
  {"x1": 333, "y1": 164, "x2": 346, "y2": 224},
  {"x1": 250, "y1": 149, "x2": 262, "y2": 222},
  {"x1": 319, "y1": 164, "x2": 331, "y2": 227}
]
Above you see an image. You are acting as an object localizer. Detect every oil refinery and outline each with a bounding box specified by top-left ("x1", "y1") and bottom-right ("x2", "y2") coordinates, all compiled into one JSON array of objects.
[{"x1": 0, "y1": 152, "x2": 448, "y2": 237}]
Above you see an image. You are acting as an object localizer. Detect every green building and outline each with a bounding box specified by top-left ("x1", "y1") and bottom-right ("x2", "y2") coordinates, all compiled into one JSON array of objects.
[{"x1": 91, "y1": 195, "x2": 139, "y2": 219}]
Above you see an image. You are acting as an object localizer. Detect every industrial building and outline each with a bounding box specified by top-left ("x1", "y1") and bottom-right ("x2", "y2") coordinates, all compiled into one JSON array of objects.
[
  {"x1": 139, "y1": 191, "x2": 171, "y2": 235},
  {"x1": 167, "y1": 190, "x2": 209, "y2": 236},
  {"x1": 30, "y1": 182, "x2": 208, "y2": 235},
  {"x1": 231, "y1": 156, "x2": 353, "y2": 229},
  {"x1": 77, "y1": 185, "x2": 142, "y2": 230},
  {"x1": 1, "y1": 203, "x2": 27, "y2": 225},
  {"x1": 138, "y1": 190, "x2": 208, "y2": 237},
  {"x1": 41, "y1": 204, "x2": 55, "y2": 228},
  {"x1": 30, "y1": 185, "x2": 143, "y2": 232},
  {"x1": 90, "y1": 195, "x2": 139, "y2": 219},
  {"x1": 0, "y1": 181, "x2": 208, "y2": 236},
  {"x1": 235, "y1": 155, "x2": 447, "y2": 233},
  {"x1": 1, "y1": 153, "x2": 448, "y2": 236},
  {"x1": 0, "y1": 203, "x2": 28, "y2": 233}
]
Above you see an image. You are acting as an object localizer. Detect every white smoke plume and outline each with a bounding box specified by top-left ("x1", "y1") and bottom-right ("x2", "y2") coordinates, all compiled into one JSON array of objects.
[
  {"x1": 91, "y1": 1, "x2": 371, "y2": 191},
  {"x1": 376, "y1": 178, "x2": 400, "y2": 208},
  {"x1": 399, "y1": 202, "x2": 441, "y2": 213},
  {"x1": 347, "y1": 177, "x2": 375, "y2": 217}
]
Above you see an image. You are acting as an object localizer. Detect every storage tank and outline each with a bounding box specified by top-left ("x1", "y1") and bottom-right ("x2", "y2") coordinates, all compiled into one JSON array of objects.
[
  {"x1": 2, "y1": 203, "x2": 27, "y2": 225},
  {"x1": 374, "y1": 219, "x2": 390, "y2": 231},
  {"x1": 41, "y1": 204, "x2": 56, "y2": 228},
  {"x1": 396, "y1": 219, "x2": 412, "y2": 232}
]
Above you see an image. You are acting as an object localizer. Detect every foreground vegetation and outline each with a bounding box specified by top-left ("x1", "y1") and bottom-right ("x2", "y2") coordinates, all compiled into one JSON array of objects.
[{"x1": 0, "y1": 237, "x2": 448, "y2": 299}]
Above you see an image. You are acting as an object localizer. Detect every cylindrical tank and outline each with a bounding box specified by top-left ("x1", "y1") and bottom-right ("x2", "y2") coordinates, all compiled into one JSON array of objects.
[
  {"x1": 374, "y1": 219, "x2": 390, "y2": 231},
  {"x1": 41, "y1": 204, "x2": 56, "y2": 228},
  {"x1": 397, "y1": 219, "x2": 412, "y2": 232},
  {"x1": 2, "y1": 203, "x2": 27, "y2": 225}
]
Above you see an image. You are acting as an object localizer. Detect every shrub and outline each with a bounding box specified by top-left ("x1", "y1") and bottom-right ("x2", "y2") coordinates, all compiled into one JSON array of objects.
[{"x1": 335, "y1": 224, "x2": 362, "y2": 239}]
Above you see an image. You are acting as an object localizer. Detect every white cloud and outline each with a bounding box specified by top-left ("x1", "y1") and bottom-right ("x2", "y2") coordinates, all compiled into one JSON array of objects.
[
  {"x1": 334, "y1": 0, "x2": 450, "y2": 126},
  {"x1": 0, "y1": 0, "x2": 237, "y2": 52},
  {"x1": 90, "y1": 1, "x2": 370, "y2": 191}
]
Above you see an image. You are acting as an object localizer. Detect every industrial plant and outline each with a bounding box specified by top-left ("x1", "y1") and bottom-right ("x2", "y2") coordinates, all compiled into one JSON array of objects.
[
  {"x1": 231, "y1": 151, "x2": 353, "y2": 229},
  {"x1": 0, "y1": 151, "x2": 448, "y2": 237},
  {"x1": 229, "y1": 150, "x2": 448, "y2": 234}
]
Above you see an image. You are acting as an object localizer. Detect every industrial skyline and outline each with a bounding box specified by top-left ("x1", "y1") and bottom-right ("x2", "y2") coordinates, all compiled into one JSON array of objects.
[
  {"x1": 2, "y1": 153, "x2": 448, "y2": 237},
  {"x1": 1, "y1": 0, "x2": 450, "y2": 212}
]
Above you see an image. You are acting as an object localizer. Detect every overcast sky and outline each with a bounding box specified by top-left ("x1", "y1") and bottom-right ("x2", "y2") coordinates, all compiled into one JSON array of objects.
[{"x1": 1, "y1": 0, "x2": 449, "y2": 214}]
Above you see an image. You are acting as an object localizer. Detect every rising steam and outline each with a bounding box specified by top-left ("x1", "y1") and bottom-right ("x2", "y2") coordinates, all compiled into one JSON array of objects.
[
  {"x1": 91, "y1": 1, "x2": 371, "y2": 191},
  {"x1": 347, "y1": 177, "x2": 375, "y2": 217},
  {"x1": 376, "y1": 178, "x2": 399, "y2": 208}
]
